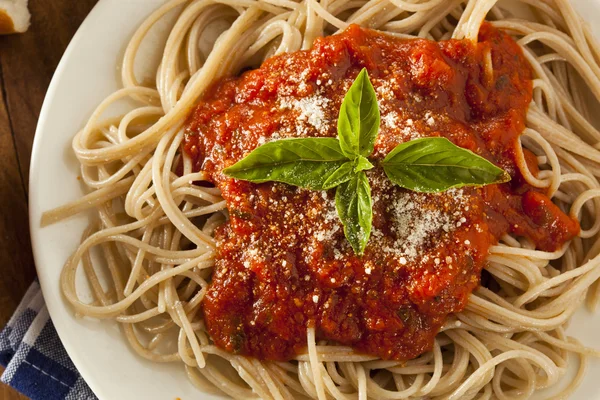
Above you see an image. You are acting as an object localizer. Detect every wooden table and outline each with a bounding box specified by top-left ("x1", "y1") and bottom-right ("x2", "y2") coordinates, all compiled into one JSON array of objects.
[{"x1": 0, "y1": 1, "x2": 98, "y2": 398}]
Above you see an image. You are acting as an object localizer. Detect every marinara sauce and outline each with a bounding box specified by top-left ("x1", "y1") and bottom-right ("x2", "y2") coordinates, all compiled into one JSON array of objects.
[{"x1": 184, "y1": 24, "x2": 580, "y2": 361}]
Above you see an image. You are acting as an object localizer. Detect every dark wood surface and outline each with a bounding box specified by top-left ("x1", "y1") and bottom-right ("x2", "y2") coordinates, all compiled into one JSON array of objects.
[{"x1": 0, "y1": 1, "x2": 98, "y2": 398}]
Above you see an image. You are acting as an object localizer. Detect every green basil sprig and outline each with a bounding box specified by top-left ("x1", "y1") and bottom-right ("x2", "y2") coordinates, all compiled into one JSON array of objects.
[
  {"x1": 223, "y1": 68, "x2": 509, "y2": 255},
  {"x1": 221, "y1": 137, "x2": 350, "y2": 190},
  {"x1": 336, "y1": 172, "x2": 372, "y2": 256},
  {"x1": 337, "y1": 68, "x2": 380, "y2": 159},
  {"x1": 382, "y1": 137, "x2": 510, "y2": 192}
]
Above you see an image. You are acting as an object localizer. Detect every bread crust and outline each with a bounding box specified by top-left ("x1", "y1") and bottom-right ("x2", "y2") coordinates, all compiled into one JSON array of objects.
[{"x1": 0, "y1": 9, "x2": 16, "y2": 34}]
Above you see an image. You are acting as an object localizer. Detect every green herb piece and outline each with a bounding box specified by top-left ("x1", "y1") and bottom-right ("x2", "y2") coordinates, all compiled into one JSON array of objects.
[
  {"x1": 335, "y1": 172, "x2": 372, "y2": 255},
  {"x1": 222, "y1": 69, "x2": 510, "y2": 256},
  {"x1": 337, "y1": 68, "x2": 380, "y2": 159},
  {"x1": 322, "y1": 161, "x2": 355, "y2": 189},
  {"x1": 354, "y1": 155, "x2": 374, "y2": 173},
  {"x1": 381, "y1": 137, "x2": 510, "y2": 192},
  {"x1": 223, "y1": 138, "x2": 349, "y2": 190}
]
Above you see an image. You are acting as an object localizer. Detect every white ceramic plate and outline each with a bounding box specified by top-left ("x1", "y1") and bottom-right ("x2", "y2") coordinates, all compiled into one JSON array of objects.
[{"x1": 28, "y1": 0, "x2": 600, "y2": 399}]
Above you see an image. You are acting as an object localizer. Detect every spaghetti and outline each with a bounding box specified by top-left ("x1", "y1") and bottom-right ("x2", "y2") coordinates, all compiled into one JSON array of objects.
[{"x1": 43, "y1": 0, "x2": 600, "y2": 398}]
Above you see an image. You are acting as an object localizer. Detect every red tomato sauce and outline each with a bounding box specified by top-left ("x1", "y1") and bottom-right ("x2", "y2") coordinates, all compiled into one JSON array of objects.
[{"x1": 184, "y1": 24, "x2": 580, "y2": 361}]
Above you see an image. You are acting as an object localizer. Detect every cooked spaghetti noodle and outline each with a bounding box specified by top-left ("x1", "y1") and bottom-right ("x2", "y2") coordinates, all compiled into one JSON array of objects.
[{"x1": 42, "y1": 0, "x2": 600, "y2": 398}]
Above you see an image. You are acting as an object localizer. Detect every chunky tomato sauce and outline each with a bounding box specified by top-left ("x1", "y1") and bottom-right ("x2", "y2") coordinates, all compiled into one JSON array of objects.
[{"x1": 184, "y1": 24, "x2": 579, "y2": 361}]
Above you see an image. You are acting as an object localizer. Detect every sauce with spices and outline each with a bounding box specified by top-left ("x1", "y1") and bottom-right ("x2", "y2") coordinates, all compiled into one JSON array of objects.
[{"x1": 184, "y1": 24, "x2": 579, "y2": 361}]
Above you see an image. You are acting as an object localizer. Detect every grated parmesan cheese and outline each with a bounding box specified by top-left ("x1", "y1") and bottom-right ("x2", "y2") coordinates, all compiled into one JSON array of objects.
[
  {"x1": 313, "y1": 193, "x2": 341, "y2": 242},
  {"x1": 378, "y1": 188, "x2": 468, "y2": 261},
  {"x1": 280, "y1": 94, "x2": 331, "y2": 134},
  {"x1": 425, "y1": 111, "x2": 435, "y2": 126},
  {"x1": 383, "y1": 112, "x2": 399, "y2": 129}
]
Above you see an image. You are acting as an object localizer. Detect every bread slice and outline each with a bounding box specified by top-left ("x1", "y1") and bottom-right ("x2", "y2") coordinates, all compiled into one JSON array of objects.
[{"x1": 0, "y1": 0, "x2": 30, "y2": 34}]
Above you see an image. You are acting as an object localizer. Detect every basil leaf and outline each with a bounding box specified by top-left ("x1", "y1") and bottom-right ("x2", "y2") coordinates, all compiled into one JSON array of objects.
[
  {"x1": 338, "y1": 68, "x2": 380, "y2": 158},
  {"x1": 354, "y1": 155, "x2": 374, "y2": 173},
  {"x1": 335, "y1": 171, "x2": 372, "y2": 255},
  {"x1": 381, "y1": 137, "x2": 510, "y2": 192},
  {"x1": 322, "y1": 161, "x2": 355, "y2": 189},
  {"x1": 223, "y1": 138, "x2": 349, "y2": 190}
]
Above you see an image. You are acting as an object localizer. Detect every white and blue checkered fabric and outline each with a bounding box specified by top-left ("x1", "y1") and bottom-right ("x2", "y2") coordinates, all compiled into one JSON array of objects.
[{"x1": 0, "y1": 281, "x2": 97, "y2": 399}]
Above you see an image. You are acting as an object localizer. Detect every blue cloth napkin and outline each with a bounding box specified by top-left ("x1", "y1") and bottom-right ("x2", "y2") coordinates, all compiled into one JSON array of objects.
[{"x1": 0, "y1": 281, "x2": 97, "y2": 400}]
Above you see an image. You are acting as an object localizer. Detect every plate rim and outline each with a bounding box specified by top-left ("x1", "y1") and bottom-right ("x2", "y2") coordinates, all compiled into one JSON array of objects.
[
  {"x1": 28, "y1": 1, "x2": 105, "y2": 397},
  {"x1": 26, "y1": 0, "x2": 600, "y2": 399},
  {"x1": 25, "y1": 1, "x2": 192, "y2": 399}
]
